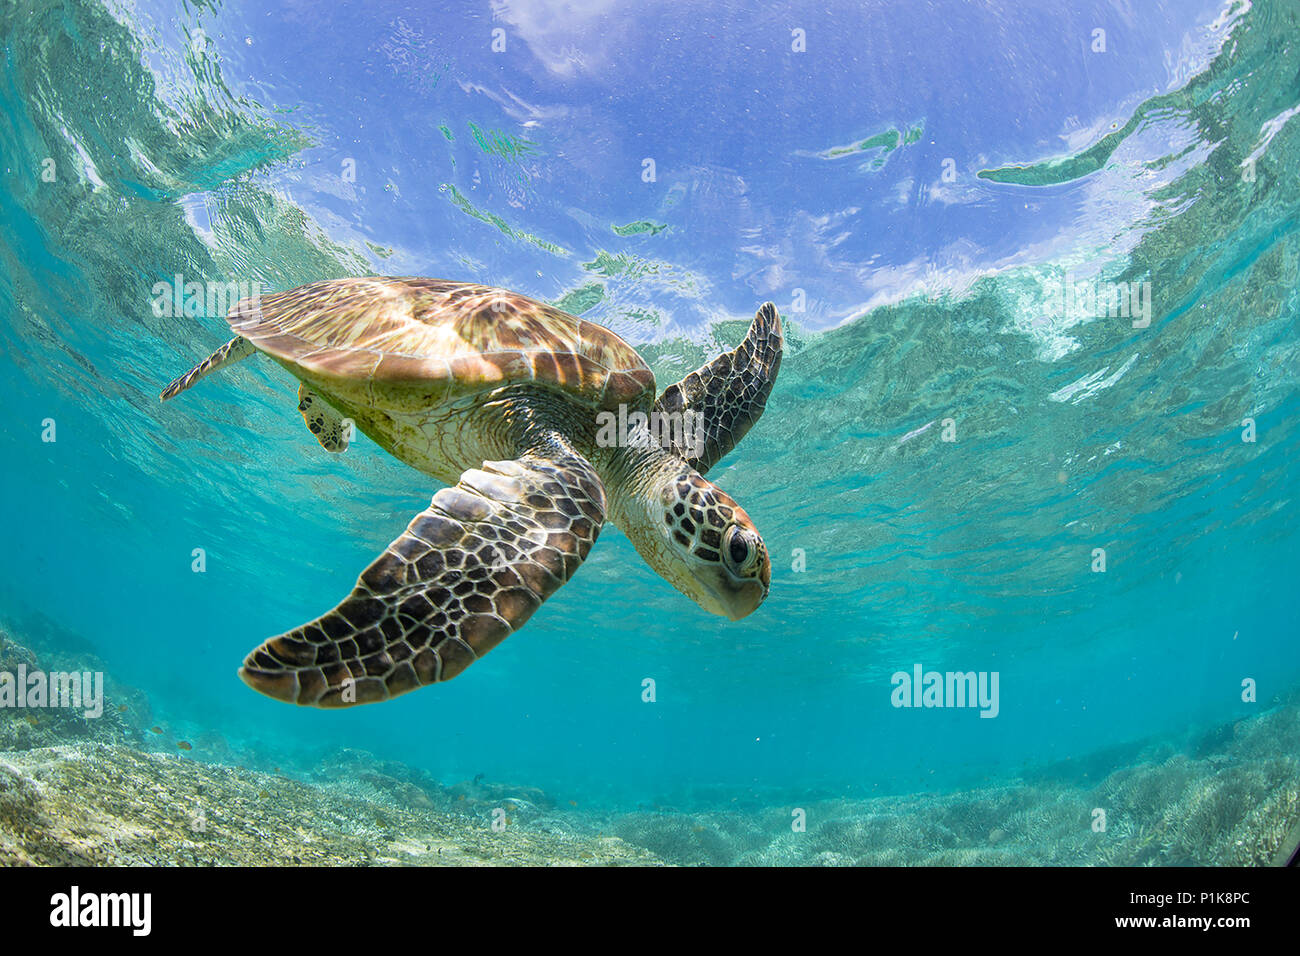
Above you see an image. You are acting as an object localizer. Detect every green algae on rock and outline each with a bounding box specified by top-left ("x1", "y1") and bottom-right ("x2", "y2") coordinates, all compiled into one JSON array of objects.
[{"x1": 0, "y1": 745, "x2": 659, "y2": 867}]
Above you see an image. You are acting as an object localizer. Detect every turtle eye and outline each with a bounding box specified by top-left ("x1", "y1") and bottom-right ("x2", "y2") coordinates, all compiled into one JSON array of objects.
[{"x1": 723, "y1": 526, "x2": 755, "y2": 575}]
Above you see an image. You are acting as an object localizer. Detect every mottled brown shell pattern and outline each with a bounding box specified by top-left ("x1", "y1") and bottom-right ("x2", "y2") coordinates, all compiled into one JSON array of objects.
[{"x1": 225, "y1": 276, "x2": 656, "y2": 411}]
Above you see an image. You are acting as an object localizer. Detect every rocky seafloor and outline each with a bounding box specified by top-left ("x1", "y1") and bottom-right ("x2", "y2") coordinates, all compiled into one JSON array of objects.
[{"x1": 1, "y1": 625, "x2": 1297, "y2": 866}]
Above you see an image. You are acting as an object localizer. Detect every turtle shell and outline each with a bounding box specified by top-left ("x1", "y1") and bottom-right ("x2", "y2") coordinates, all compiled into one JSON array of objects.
[{"x1": 225, "y1": 277, "x2": 656, "y2": 411}]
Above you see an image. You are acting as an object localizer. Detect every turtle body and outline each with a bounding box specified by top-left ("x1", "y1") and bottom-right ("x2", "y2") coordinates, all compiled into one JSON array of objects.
[
  {"x1": 161, "y1": 276, "x2": 783, "y2": 708},
  {"x1": 224, "y1": 278, "x2": 657, "y2": 486}
]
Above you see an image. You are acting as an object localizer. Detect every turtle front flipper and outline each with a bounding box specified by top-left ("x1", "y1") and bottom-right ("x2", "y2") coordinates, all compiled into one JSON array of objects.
[
  {"x1": 238, "y1": 440, "x2": 606, "y2": 707},
  {"x1": 654, "y1": 302, "x2": 783, "y2": 474}
]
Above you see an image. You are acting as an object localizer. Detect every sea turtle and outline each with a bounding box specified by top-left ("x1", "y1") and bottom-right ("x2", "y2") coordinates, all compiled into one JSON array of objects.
[{"x1": 161, "y1": 277, "x2": 782, "y2": 708}]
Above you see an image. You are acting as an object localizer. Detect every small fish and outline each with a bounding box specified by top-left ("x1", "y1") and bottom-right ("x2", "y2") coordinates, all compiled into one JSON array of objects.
[
  {"x1": 150, "y1": 726, "x2": 163, "y2": 734},
  {"x1": 177, "y1": 741, "x2": 193, "y2": 751},
  {"x1": 568, "y1": 800, "x2": 578, "y2": 807},
  {"x1": 118, "y1": 704, "x2": 128, "y2": 713}
]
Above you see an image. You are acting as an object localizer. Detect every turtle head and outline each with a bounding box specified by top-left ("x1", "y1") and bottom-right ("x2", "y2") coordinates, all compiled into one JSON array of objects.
[{"x1": 632, "y1": 467, "x2": 770, "y2": 620}]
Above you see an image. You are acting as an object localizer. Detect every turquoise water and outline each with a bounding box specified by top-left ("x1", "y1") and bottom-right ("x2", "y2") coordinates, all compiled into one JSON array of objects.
[{"x1": 2, "y1": 0, "x2": 1298, "y2": 858}]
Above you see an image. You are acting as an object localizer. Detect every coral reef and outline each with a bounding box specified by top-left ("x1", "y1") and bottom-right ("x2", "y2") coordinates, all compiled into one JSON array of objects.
[
  {"x1": 1, "y1": 624, "x2": 1296, "y2": 866},
  {"x1": 0, "y1": 626, "x2": 654, "y2": 866},
  {"x1": 598, "y1": 705, "x2": 1300, "y2": 866},
  {"x1": 0, "y1": 630, "x2": 145, "y2": 753},
  {"x1": 0, "y1": 744, "x2": 657, "y2": 866}
]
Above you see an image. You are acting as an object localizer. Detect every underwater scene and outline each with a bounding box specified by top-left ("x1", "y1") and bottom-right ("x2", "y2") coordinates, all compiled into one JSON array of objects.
[{"x1": 2, "y1": 0, "x2": 1298, "y2": 869}]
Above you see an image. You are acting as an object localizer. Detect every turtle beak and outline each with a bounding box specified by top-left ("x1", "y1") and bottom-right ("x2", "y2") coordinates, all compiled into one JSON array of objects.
[
  {"x1": 703, "y1": 566, "x2": 768, "y2": 621},
  {"x1": 724, "y1": 577, "x2": 768, "y2": 620}
]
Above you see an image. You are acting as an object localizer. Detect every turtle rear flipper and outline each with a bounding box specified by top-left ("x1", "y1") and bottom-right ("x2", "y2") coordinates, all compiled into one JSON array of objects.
[
  {"x1": 298, "y1": 384, "x2": 350, "y2": 453},
  {"x1": 239, "y1": 436, "x2": 607, "y2": 707},
  {"x1": 654, "y1": 302, "x2": 782, "y2": 474},
  {"x1": 160, "y1": 336, "x2": 256, "y2": 400}
]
